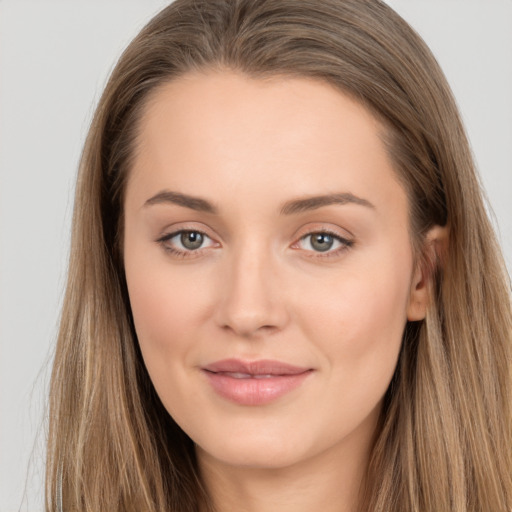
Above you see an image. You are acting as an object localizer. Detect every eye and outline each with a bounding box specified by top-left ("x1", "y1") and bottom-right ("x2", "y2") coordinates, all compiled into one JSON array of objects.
[
  {"x1": 177, "y1": 231, "x2": 205, "y2": 250},
  {"x1": 157, "y1": 229, "x2": 217, "y2": 255},
  {"x1": 296, "y1": 231, "x2": 353, "y2": 254}
]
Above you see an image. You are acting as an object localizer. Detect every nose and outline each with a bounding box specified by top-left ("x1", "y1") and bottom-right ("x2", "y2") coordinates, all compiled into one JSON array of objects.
[{"x1": 215, "y1": 244, "x2": 289, "y2": 338}]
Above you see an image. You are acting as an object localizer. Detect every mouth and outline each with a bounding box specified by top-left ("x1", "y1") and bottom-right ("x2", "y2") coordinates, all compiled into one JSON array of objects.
[
  {"x1": 210, "y1": 372, "x2": 281, "y2": 379},
  {"x1": 202, "y1": 359, "x2": 313, "y2": 405}
]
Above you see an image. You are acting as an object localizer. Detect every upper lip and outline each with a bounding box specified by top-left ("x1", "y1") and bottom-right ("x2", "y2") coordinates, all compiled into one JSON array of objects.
[{"x1": 203, "y1": 358, "x2": 312, "y2": 376}]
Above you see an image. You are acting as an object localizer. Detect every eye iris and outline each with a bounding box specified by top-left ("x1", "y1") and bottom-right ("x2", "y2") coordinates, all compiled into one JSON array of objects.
[
  {"x1": 180, "y1": 231, "x2": 203, "y2": 250},
  {"x1": 310, "y1": 233, "x2": 334, "y2": 252}
]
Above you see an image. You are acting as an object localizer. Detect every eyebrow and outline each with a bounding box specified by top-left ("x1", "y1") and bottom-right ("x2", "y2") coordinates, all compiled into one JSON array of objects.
[
  {"x1": 280, "y1": 193, "x2": 375, "y2": 215},
  {"x1": 143, "y1": 190, "x2": 374, "y2": 215},
  {"x1": 144, "y1": 190, "x2": 217, "y2": 214}
]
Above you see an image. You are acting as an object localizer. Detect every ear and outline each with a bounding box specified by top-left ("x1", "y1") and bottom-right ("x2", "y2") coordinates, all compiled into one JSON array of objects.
[{"x1": 407, "y1": 225, "x2": 449, "y2": 321}]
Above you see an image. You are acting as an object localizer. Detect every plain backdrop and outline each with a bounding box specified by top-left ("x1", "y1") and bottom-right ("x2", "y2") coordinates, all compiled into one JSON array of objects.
[{"x1": 0, "y1": 1, "x2": 511, "y2": 510}]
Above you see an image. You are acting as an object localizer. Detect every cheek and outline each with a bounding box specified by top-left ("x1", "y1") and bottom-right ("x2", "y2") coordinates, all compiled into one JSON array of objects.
[
  {"x1": 127, "y1": 270, "x2": 205, "y2": 345},
  {"x1": 123, "y1": 234, "x2": 215, "y2": 382},
  {"x1": 298, "y1": 245, "x2": 413, "y2": 384},
  {"x1": 124, "y1": 260, "x2": 219, "y2": 426},
  {"x1": 292, "y1": 253, "x2": 413, "y2": 448}
]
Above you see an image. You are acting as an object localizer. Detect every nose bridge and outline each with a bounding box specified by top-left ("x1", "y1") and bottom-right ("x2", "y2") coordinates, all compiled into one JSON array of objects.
[{"x1": 217, "y1": 238, "x2": 286, "y2": 336}]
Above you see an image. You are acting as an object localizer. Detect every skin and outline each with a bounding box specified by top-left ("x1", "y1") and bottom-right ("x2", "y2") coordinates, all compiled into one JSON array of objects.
[{"x1": 123, "y1": 70, "x2": 437, "y2": 512}]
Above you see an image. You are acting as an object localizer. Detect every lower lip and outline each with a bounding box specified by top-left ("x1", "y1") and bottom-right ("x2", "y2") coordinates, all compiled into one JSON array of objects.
[{"x1": 203, "y1": 370, "x2": 312, "y2": 406}]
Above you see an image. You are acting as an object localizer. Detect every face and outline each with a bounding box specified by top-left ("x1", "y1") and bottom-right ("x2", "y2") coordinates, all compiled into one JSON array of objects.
[{"x1": 123, "y1": 71, "x2": 427, "y2": 471}]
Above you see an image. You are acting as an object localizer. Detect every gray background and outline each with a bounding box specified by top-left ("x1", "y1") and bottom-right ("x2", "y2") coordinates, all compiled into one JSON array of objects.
[{"x1": 0, "y1": 1, "x2": 511, "y2": 510}]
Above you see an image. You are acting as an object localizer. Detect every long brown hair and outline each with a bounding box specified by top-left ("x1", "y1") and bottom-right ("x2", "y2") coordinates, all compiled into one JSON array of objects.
[{"x1": 46, "y1": 1, "x2": 512, "y2": 510}]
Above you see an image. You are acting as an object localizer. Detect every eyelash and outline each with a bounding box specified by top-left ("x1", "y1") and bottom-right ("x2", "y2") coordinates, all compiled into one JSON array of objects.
[
  {"x1": 294, "y1": 230, "x2": 354, "y2": 259},
  {"x1": 156, "y1": 230, "x2": 216, "y2": 259},
  {"x1": 156, "y1": 229, "x2": 354, "y2": 259}
]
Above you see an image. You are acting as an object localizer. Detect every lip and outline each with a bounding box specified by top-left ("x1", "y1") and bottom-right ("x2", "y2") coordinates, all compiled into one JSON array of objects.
[{"x1": 202, "y1": 359, "x2": 313, "y2": 406}]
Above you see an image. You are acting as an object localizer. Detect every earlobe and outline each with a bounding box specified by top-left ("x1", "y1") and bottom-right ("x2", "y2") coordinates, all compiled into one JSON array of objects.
[{"x1": 406, "y1": 225, "x2": 449, "y2": 321}]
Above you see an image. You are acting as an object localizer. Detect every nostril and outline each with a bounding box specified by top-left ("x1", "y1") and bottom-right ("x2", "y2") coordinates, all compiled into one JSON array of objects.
[{"x1": 220, "y1": 322, "x2": 279, "y2": 338}]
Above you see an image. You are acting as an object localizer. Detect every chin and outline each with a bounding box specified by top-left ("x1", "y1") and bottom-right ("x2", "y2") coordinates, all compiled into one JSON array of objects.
[
  {"x1": 192, "y1": 415, "x2": 339, "y2": 471},
  {"x1": 197, "y1": 438, "x2": 304, "y2": 470}
]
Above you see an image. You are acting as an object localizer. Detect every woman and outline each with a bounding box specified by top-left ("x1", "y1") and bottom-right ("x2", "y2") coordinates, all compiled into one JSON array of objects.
[{"x1": 45, "y1": 1, "x2": 512, "y2": 511}]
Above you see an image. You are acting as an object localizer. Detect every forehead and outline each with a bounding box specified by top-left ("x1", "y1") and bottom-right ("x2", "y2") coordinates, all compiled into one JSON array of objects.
[
  {"x1": 135, "y1": 70, "x2": 385, "y2": 165},
  {"x1": 127, "y1": 70, "x2": 407, "y2": 221}
]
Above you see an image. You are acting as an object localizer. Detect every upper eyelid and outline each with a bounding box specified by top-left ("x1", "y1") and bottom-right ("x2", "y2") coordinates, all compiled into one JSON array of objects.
[
  {"x1": 294, "y1": 226, "x2": 353, "y2": 243},
  {"x1": 159, "y1": 228, "x2": 209, "y2": 239},
  {"x1": 291, "y1": 219, "x2": 354, "y2": 237},
  {"x1": 300, "y1": 229, "x2": 350, "y2": 239},
  {"x1": 157, "y1": 223, "x2": 217, "y2": 240},
  {"x1": 301, "y1": 231, "x2": 350, "y2": 242}
]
